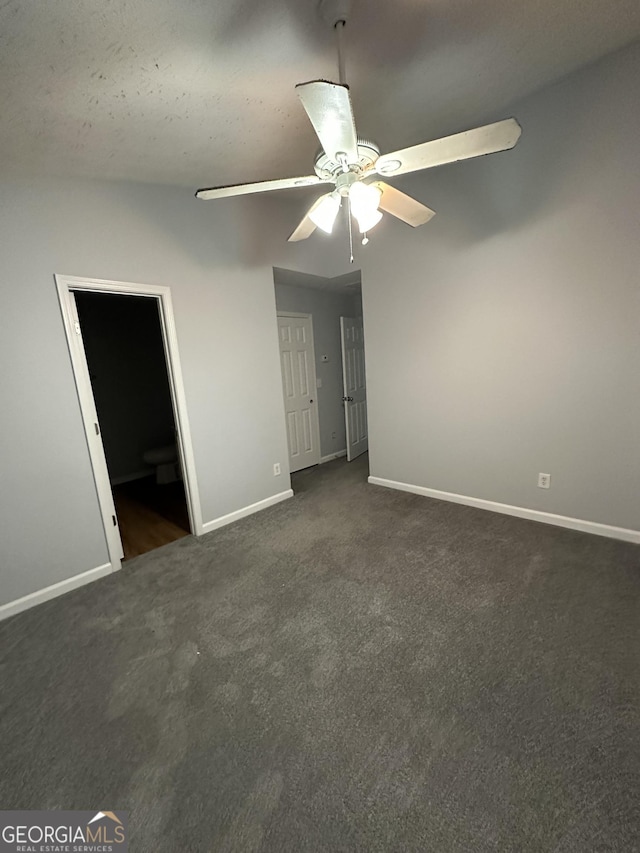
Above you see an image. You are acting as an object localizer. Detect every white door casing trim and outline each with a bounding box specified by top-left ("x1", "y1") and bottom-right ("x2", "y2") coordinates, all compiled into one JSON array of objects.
[
  {"x1": 368, "y1": 476, "x2": 640, "y2": 544},
  {"x1": 55, "y1": 274, "x2": 204, "y2": 573},
  {"x1": 0, "y1": 563, "x2": 113, "y2": 622}
]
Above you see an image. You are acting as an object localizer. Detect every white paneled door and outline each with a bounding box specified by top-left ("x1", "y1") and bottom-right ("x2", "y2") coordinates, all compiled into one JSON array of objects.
[
  {"x1": 340, "y1": 317, "x2": 368, "y2": 461},
  {"x1": 278, "y1": 314, "x2": 321, "y2": 473}
]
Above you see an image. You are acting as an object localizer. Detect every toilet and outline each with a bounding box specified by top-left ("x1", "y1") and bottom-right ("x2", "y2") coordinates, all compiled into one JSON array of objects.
[{"x1": 143, "y1": 443, "x2": 180, "y2": 484}]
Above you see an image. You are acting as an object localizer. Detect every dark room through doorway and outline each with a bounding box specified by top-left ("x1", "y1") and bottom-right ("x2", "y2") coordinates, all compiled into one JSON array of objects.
[{"x1": 74, "y1": 291, "x2": 190, "y2": 559}]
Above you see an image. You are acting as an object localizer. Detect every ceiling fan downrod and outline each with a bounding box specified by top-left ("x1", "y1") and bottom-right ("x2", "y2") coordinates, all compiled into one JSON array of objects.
[
  {"x1": 336, "y1": 19, "x2": 347, "y2": 85},
  {"x1": 319, "y1": 0, "x2": 351, "y2": 85}
]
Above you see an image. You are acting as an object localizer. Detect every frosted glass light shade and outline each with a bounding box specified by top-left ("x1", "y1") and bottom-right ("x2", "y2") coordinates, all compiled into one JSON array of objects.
[
  {"x1": 354, "y1": 207, "x2": 382, "y2": 232},
  {"x1": 349, "y1": 182, "x2": 383, "y2": 233},
  {"x1": 309, "y1": 193, "x2": 341, "y2": 233}
]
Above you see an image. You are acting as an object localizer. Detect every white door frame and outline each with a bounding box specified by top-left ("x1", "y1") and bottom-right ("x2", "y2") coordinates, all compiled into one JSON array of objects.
[
  {"x1": 277, "y1": 311, "x2": 322, "y2": 473},
  {"x1": 55, "y1": 274, "x2": 204, "y2": 570}
]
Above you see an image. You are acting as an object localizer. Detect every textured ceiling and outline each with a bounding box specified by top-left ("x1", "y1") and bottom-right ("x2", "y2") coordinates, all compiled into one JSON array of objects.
[{"x1": 1, "y1": 0, "x2": 639, "y2": 189}]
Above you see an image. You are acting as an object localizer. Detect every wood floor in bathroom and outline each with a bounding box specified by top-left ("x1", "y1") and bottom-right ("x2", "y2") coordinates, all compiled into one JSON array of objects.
[{"x1": 113, "y1": 477, "x2": 190, "y2": 560}]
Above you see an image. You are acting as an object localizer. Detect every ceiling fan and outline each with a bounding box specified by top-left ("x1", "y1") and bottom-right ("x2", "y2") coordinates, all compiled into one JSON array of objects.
[{"x1": 195, "y1": 0, "x2": 522, "y2": 256}]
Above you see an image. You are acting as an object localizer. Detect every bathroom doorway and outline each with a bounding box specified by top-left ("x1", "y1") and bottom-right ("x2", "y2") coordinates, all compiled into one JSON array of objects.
[{"x1": 56, "y1": 276, "x2": 202, "y2": 567}]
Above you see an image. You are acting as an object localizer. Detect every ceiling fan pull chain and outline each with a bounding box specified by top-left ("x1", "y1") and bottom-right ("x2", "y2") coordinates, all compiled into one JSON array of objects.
[{"x1": 347, "y1": 195, "x2": 354, "y2": 263}]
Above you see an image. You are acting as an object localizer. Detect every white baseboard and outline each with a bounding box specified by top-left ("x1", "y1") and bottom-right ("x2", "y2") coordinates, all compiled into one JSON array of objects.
[
  {"x1": 0, "y1": 562, "x2": 115, "y2": 622},
  {"x1": 201, "y1": 489, "x2": 294, "y2": 535},
  {"x1": 320, "y1": 450, "x2": 347, "y2": 464},
  {"x1": 368, "y1": 476, "x2": 640, "y2": 544}
]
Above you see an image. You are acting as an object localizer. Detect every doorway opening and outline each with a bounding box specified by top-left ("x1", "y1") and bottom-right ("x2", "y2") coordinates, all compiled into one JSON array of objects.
[
  {"x1": 56, "y1": 275, "x2": 202, "y2": 569},
  {"x1": 74, "y1": 291, "x2": 189, "y2": 559},
  {"x1": 272, "y1": 266, "x2": 368, "y2": 479}
]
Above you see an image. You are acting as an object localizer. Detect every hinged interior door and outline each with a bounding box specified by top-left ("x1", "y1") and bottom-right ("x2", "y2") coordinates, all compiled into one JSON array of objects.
[
  {"x1": 340, "y1": 316, "x2": 368, "y2": 461},
  {"x1": 278, "y1": 314, "x2": 321, "y2": 473}
]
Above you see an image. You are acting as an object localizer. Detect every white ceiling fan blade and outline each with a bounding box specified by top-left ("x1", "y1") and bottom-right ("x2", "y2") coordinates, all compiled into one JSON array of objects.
[
  {"x1": 287, "y1": 195, "x2": 329, "y2": 242},
  {"x1": 288, "y1": 216, "x2": 317, "y2": 242},
  {"x1": 196, "y1": 174, "x2": 328, "y2": 200},
  {"x1": 288, "y1": 214, "x2": 317, "y2": 242},
  {"x1": 372, "y1": 181, "x2": 436, "y2": 227},
  {"x1": 296, "y1": 80, "x2": 359, "y2": 164},
  {"x1": 375, "y1": 118, "x2": 522, "y2": 178}
]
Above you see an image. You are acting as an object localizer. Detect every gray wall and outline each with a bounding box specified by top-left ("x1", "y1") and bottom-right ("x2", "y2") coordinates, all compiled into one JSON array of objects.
[
  {"x1": 75, "y1": 292, "x2": 176, "y2": 482},
  {"x1": 274, "y1": 278, "x2": 361, "y2": 458},
  {"x1": 0, "y1": 178, "x2": 341, "y2": 607},
  {"x1": 360, "y1": 42, "x2": 640, "y2": 531}
]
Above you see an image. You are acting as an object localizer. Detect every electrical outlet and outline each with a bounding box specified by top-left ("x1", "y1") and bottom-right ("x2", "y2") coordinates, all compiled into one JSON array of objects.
[
  {"x1": 273, "y1": 463, "x2": 281, "y2": 476},
  {"x1": 331, "y1": 431, "x2": 336, "y2": 440},
  {"x1": 538, "y1": 473, "x2": 551, "y2": 489}
]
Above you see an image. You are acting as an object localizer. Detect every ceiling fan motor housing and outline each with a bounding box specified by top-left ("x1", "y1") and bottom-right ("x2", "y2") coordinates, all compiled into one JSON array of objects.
[{"x1": 314, "y1": 139, "x2": 380, "y2": 181}]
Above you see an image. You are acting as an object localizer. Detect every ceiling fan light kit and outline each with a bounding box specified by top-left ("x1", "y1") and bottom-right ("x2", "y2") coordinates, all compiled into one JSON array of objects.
[
  {"x1": 195, "y1": 0, "x2": 522, "y2": 260},
  {"x1": 349, "y1": 182, "x2": 383, "y2": 233},
  {"x1": 309, "y1": 192, "x2": 341, "y2": 233}
]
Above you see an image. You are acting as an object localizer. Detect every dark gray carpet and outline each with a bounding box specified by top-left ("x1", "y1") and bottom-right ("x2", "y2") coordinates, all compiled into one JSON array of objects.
[{"x1": 1, "y1": 455, "x2": 639, "y2": 852}]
